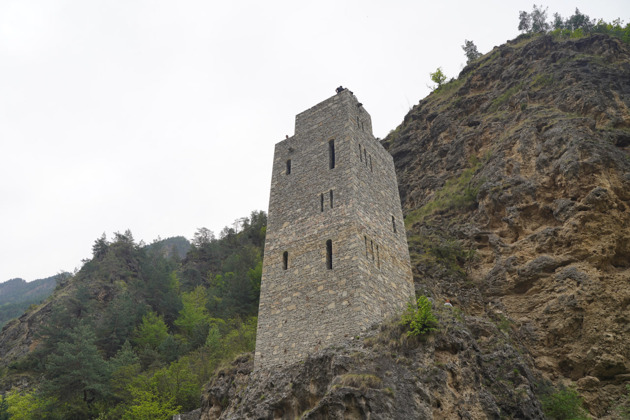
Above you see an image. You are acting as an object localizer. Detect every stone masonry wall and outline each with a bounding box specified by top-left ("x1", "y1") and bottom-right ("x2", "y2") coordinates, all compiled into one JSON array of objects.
[{"x1": 255, "y1": 90, "x2": 414, "y2": 370}]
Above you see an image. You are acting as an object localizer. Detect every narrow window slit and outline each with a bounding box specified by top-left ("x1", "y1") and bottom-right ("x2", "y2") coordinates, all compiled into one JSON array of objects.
[
  {"x1": 283, "y1": 251, "x2": 288, "y2": 270},
  {"x1": 359, "y1": 144, "x2": 363, "y2": 162},
  {"x1": 369, "y1": 155, "x2": 372, "y2": 172},
  {"x1": 370, "y1": 240, "x2": 374, "y2": 261},
  {"x1": 286, "y1": 159, "x2": 291, "y2": 175},
  {"x1": 320, "y1": 193, "x2": 324, "y2": 212},
  {"x1": 364, "y1": 149, "x2": 367, "y2": 166},
  {"x1": 329, "y1": 190, "x2": 333, "y2": 208},
  {"x1": 392, "y1": 216, "x2": 397, "y2": 233},
  {"x1": 326, "y1": 240, "x2": 333, "y2": 270},
  {"x1": 328, "y1": 140, "x2": 335, "y2": 169}
]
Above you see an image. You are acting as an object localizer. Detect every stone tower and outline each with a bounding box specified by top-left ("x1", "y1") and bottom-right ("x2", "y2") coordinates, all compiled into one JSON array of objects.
[{"x1": 254, "y1": 89, "x2": 415, "y2": 370}]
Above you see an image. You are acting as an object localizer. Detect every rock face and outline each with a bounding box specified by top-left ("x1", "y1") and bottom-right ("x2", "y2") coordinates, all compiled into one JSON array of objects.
[
  {"x1": 201, "y1": 314, "x2": 545, "y2": 419},
  {"x1": 198, "y1": 33, "x2": 630, "y2": 419},
  {"x1": 384, "y1": 33, "x2": 630, "y2": 417}
]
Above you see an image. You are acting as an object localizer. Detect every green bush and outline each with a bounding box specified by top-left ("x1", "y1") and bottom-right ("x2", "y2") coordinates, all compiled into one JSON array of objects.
[
  {"x1": 542, "y1": 387, "x2": 588, "y2": 420},
  {"x1": 400, "y1": 296, "x2": 438, "y2": 337}
]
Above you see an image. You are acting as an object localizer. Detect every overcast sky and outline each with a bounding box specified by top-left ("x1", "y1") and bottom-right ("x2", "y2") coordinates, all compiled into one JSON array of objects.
[{"x1": 1, "y1": 0, "x2": 628, "y2": 282}]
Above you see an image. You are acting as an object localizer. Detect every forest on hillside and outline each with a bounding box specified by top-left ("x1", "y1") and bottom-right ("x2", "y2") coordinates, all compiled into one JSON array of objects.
[
  {"x1": 0, "y1": 211, "x2": 266, "y2": 419},
  {"x1": 0, "y1": 276, "x2": 58, "y2": 330}
]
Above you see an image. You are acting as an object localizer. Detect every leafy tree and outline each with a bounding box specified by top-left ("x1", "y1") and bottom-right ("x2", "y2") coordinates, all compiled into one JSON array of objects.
[
  {"x1": 5, "y1": 390, "x2": 54, "y2": 420},
  {"x1": 518, "y1": 5, "x2": 549, "y2": 33},
  {"x1": 462, "y1": 40, "x2": 482, "y2": 64},
  {"x1": 401, "y1": 296, "x2": 438, "y2": 336},
  {"x1": 133, "y1": 311, "x2": 169, "y2": 350},
  {"x1": 121, "y1": 388, "x2": 180, "y2": 420},
  {"x1": 175, "y1": 286, "x2": 210, "y2": 337},
  {"x1": 552, "y1": 12, "x2": 564, "y2": 30},
  {"x1": 518, "y1": 10, "x2": 531, "y2": 32},
  {"x1": 565, "y1": 8, "x2": 593, "y2": 32},
  {"x1": 429, "y1": 67, "x2": 447, "y2": 91},
  {"x1": 108, "y1": 341, "x2": 141, "y2": 407},
  {"x1": 530, "y1": 5, "x2": 550, "y2": 33}
]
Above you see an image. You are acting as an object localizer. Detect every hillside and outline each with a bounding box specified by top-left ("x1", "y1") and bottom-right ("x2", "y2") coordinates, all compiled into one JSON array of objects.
[
  {"x1": 0, "y1": 276, "x2": 58, "y2": 329},
  {"x1": 384, "y1": 32, "x2": 630, "y2": 416},
  {"x1": 0, "y1": 220, "x2": 265, "y2": 419},
  {"x1": 1, "y1": 32, "x2": 629, "y2": 420},
  {"x1": 198, "y1": 33, "x2": 630, "y2": 419}
]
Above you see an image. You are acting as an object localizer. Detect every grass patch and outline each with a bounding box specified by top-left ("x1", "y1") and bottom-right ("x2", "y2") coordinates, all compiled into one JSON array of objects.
[
  {"x1": 408, "y1": 233, "x2": 476, "y2": 276},
  {"x1": 337, "y1": 373, "x2": 383, "y2": 391},
  {"x1": 405, "y1": 157, "x2": 483, "y2": 229},
  {"x1": 489, "y1": 83, "x2": 523, "y2": 112},
  {"x1": 541, "y1": 387, "x2": 588, "y2": 420}
]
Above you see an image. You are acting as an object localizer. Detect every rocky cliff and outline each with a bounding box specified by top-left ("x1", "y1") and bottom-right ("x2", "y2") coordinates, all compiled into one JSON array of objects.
[{"x1": 199, "y1": 33, "x2": 630, "y2": 419}]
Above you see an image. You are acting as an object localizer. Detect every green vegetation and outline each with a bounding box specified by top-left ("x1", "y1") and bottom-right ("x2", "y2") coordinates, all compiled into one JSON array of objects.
[
  {"x1": 408, "y1": 233, "x2": 475, "y2": 276},
  {"x1": 489, "y1": 83, "x2": 523, "y2": 112},
  {"x1": 400, "y1": 296, "x2": 438, "y2": 337},
  {"x1": 337, "y1": 373, "x2": 383, "y2": 391},
  {"x1": 405, "y1": 157, "x2": 482, "y2": 229},
  {"x1": 429, "y1": 67, "x2": 447, "y2": 90},
  {"x1": 0, "y1": 275, "x2": 59, "y2": 329},
  {"x1": 2, "y1": 211, "x2": 266, "y2": 419},
  {"x1": 518, "y1": 5, "x2": 630, "y2": 44},
  {"x1": 541, "y1": 387, "x2": 588, "y2": 420},
  {"x1": 618, "y1": 384, "x2": 630, "y2": 418},
  {"x1": 462, "y1": 39, "x2": 482, "y2": 64}
]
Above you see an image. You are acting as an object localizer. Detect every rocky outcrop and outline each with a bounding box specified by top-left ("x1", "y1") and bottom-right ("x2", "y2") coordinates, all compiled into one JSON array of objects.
[
  {"x1": 385, "y1": 33, "x2": 630, "y2": 417},
  {"x1": 200, "y1": 312, "x2": 545, "y2": 419}
]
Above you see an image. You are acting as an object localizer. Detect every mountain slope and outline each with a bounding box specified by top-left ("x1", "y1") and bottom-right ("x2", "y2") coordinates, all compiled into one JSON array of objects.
[
  {"x1": 0, "y1": 276, "x2": 58, "y2": 329},
  {"x1": 384, "y1": 33, "x2": 630, "y2": 416},
  {"x1": 197, "y1": 33, "x2": 630, "y2": 419}
]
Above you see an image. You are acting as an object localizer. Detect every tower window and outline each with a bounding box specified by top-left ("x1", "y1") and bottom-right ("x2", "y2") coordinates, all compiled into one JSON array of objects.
[
  {"x1": 283, "y1": 251, "x2": 288, "y2": 270},
  {"x1": 359, "y1": 144, "x2": 363, "y2": 162},
  {"x1": 286, "y1": 159, "x2": 291, "y2": 175},
  {"x1": 326, "y1": 240, "x2": 333, "y2": 270},
  {"x1": 392, "y1": 216, "x2": 397, "y2": 233},
  {"x1": 328, "y1": 140, "x2": 335, "y2": 169},
  {"x1": 364, "y1": 149, "x2": 367, "y2": 166},
  {"x1": 370, "y1": 240, "x2": 374, "y2": 261},
  {"x1": 329, "y1": 190, "x2": 333, "y2": 208},
  {"x1": 320, "y1": 193, "x2": 324, "y2": 212},
  {"x1": 357, "y1": 117, "x2": 360, "y2": 128},
  {"x1": 369, "y1": 155, "x2": 372, "y2": 172}
]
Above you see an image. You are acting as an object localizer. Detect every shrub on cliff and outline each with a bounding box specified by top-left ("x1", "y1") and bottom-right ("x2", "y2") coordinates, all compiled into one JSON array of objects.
[
  {"x1": 542, "y1": 387, "x2": 588, "y2": 420},
  {"x1": 401, "y1": 296, "x2": 438, "y2": 337}
]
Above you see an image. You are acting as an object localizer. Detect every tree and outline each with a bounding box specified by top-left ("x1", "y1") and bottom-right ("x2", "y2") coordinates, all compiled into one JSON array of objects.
[
  {"x1": 566, "y1": 8, "x2": 593, "y2": 32},
  {"x1": 462, "y1": 40, "x2": 482, "y2": 64},
  {"x1": 430, "y1": 67, "x2": 447, "y2": 90},
  {"x1": 518, "y1": 5, "x2": 550, "y2": 34},
  {"x1": 174, "y1": 286, "x2": 209, "y2": 338},
  {"x1": 42, "y1": 322, "x2": 111, "y2": 414},
  {"x1": 401, "y1": 296, "x2": 438, "y2": 336},
  {"x1": 133, "y1": 311, "x2": 169, "y2": 350},
  {"x1": 518, "y1": 10, "x2": 531, "y2": 33},
  {"x1": 0, "y1": 395, "x2": 8, "y2": 420}
]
